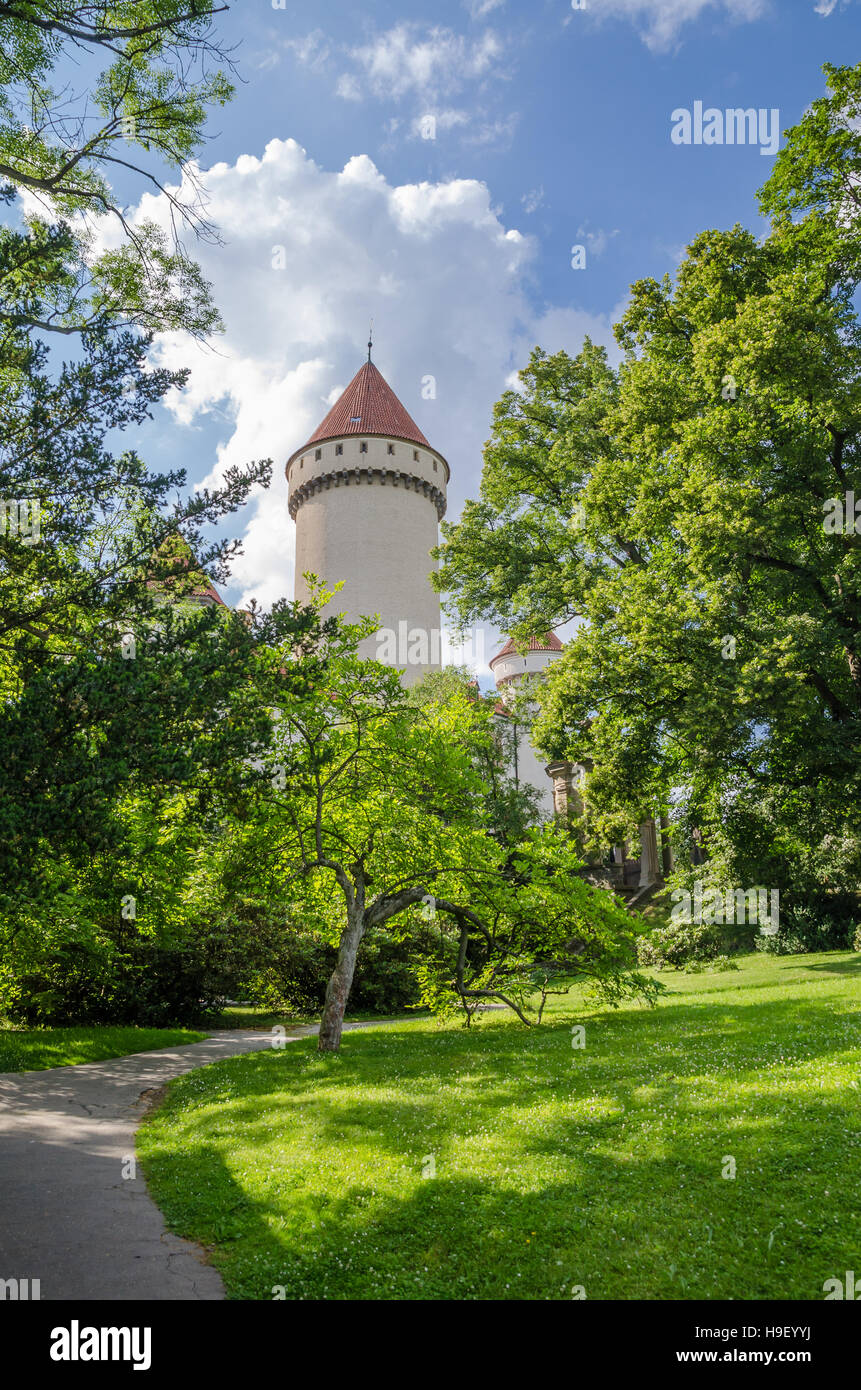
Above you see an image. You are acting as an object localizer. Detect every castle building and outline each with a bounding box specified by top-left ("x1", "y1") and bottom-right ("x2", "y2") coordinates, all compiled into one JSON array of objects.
[
  {"x1": 283, "y1": 350, "x2": 664, "y2": 871},
  {"x1": 489, "y1": 632, "x2": 582, "y2": 822},
  {"x1": 286, "y1": 351, "x2": 448, "y2": 684},
  {"x1": 489, "y1": 629, "x2": 668, "y2": 891}
]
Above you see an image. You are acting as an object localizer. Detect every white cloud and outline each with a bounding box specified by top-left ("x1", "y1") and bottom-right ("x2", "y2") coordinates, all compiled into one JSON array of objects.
[
  {"x1": 226, "y1": 491, "x2": 296, "y2": 612},
  {"x1": 521, "y1": 186, "x2": 545, "y2": 214},
  {"x1": 464, "y1": 112, "x2": 520, "y2": 146},
  {"x1": 337, "y1": 24, "x2": 506, "y2": 102},
  {"x1": 408, "y1": 109, "x2": 471, "y2": 139},
  {"x1": 335, "y1": 72, "x2": 362, "y2": 101},
  {"x1": 573, "y1": 0, "x2": 770, "y2": 51},
  {"x1": 284, "y1": 22, "x2": 514, "y2": 148},
  {"x1": 406, "y1": 106, "x2": 517, "y2": 151},
  {"x1": 109, "y1": 142, "x2": 622, "y2": 614},
  {"x1": 464, "y1": 0, "x2": 507, "y2": 16},
  {"x1": 283, "y1": 30, "x2": 331, "y2": 72},
  {"x1": 515, "y1": 304, "x2": 623, "y2": 370},
  {"x1": 576, "y1": 225, "x2": 620, "y2": 257}
]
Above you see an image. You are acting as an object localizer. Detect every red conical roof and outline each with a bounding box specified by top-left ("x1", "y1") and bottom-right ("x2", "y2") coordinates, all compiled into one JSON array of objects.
[
  {"x1": 288, "y1": 361, "x2": 430, "y2": 466},
  {"x1": 490, "y1": 632, "x2": 563, "y2": 667}
]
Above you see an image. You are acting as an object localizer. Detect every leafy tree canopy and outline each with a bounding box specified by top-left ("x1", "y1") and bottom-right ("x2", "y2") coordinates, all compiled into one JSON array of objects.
[
  {"x1": 434, "y1": 62, "x2": 861, "y2": 897},
  {"x1": 0, "y1": 1, "x2": 235, "y2": 336},
  {"x1": 198, "y1": 612, "x2": 656, "y2": 1051}
]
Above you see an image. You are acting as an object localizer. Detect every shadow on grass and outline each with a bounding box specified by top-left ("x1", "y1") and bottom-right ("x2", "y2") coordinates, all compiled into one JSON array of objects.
[
  {"x1": 147, "y1": 992, "x2": 861, "y2": 1177},
  {"x1": 142, "y1": 1131, "x2": 858, "y2": 1301},
  {"x1": 803, "y1": 955, "x2": 861, "y2": 975},
  {"x1": 139, "y1": 989, "x2": 861, "y2": 1301}
]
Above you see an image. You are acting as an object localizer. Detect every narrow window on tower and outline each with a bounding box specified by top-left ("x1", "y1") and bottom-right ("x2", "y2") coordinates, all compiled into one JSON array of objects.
[
  {"x1": 335, "y1": 444, "x2": 343, "y2": 456},
  {"x1": 433, "y1": 459, "x2": 438, "y2": 471},
  {"x1": 388, "y1": 443, "x2": 395, "y2": 455},
  {"x1": 360, "y1": 441, "x2": 368, "y2": 454},
  {"x1": 413, "y1": 450, "x2": 420, "y2": 462},
  {"x1": 315, "y1": 448, "x2": 322, "y2": 461}
]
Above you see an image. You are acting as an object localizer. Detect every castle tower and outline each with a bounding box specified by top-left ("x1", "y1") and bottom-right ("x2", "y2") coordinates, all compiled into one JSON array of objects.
[
  {"x1": 286, "y1": 352, "x2": 448, "y2": 682},
  {"x1": 489, "y1": 632, "x2": 565, "y2": 691},
  {"x1": 489, "y1": 632, "x2": 569, "y2": 821}
]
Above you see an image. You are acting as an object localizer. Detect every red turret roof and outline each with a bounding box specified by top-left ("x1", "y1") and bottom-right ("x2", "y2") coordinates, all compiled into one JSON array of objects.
[
  {"x1": 489, "y1": 632, "x2": 563, "y2": 667},
  {"x1": 145, "y1": 536, "x2": 227, "y2": 608},
  {"x1": 146, "y1": 576, "x2": 225, "y2": 607},
  {"x1": 288, "y1": 361, "x2": 431, "y2": 466}
]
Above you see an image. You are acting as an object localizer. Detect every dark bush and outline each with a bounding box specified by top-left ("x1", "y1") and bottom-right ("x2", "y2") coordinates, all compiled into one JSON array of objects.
[
  {"x1": 245, "y1": 924, "x2": 426, "y2": 1017},
  {"x1": 756, "y1": 898, "x2": 857, "y2": 955},
  {"x1": 9, "y1": 937, "x2": 231, "y2": 1026},
  {"x1": 4, "y1": 899, "x2": 432, "y2": 1026}
]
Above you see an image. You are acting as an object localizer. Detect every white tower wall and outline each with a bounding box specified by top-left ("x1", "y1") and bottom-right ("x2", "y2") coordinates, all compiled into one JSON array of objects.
[
  {"x1": 491, "y1": 639, "x2": 565, "y2": 821},
  {"x1": 288, "y1": 434, "x2": 447, "y2": 683}
]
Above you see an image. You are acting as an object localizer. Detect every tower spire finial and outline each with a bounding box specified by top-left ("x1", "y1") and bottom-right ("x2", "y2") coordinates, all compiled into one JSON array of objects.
[{"x1": 368, "y1": 318, "x2": 373, "y2": 364}]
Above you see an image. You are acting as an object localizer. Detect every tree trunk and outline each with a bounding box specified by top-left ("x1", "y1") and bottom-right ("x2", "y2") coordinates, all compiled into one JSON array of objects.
[{"x1": 318, "y1": 907, "x2": 365, "y2": 1052}]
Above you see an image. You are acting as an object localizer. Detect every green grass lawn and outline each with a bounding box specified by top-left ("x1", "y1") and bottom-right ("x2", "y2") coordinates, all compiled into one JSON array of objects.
[
  {"x1": 0, "y1": 1025, "x2": 206, "y2": 1072},
  {"x1": 139, "y1": 952, "x2": 861, "y2": 1300},
  {"x1": 218, "y1": 1005, "x2": 426, "y2": 1029}
]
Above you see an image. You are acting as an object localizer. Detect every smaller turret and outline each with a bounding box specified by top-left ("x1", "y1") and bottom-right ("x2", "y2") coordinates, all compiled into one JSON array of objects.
[
  {"x1": 489, "y1": 631, "x2": 564, "y2": 695},
  {"x1": 489, "y1": 632, "x2": 567, "y2": 821}
]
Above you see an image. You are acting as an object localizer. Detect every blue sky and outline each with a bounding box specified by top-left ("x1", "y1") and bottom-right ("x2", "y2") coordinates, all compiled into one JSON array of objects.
[
  {"x1": 213, "y1": 0, "x2": 832, "y2": 312},
  {"x1": 111, "y1": 0, "x2": 860, "y2": 655}
]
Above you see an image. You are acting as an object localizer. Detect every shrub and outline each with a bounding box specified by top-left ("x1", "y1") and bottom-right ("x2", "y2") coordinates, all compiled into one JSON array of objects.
[
  {"x1": 637, "y1": 921, "x2": 724, "y2": 970},
  {"x1": 7, "y1": 936, "x2": 232, "y2": 1027},
  {"x1": 686, "y1": 954, "x2": 740, "y2": 974},
  {"x1": 1, "y1": 893, "x2": 452, "y2": 1027},
  {"x1": 755, "y1": 899, "x2": 857, "y2": 956},
  {"x1": 245, "y1": 925, "x2": 426, "y2": 1017}
]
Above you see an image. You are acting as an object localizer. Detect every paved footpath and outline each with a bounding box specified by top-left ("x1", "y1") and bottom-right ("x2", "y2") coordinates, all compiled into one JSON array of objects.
[{"x1": 0, "y1": 1027, "x2": 317, "y2": 1300}]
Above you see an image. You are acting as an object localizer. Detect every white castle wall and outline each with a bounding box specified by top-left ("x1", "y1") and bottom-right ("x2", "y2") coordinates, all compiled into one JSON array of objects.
[
  {"x1": 496, "y1": 717, "x2": 557, "y2": 820},
  {"x1": 491, "y1": 646, "x2": 565, "y2": 821},
  {"x1": 492, "y1": 650, "x2": 559, "y2": 684},
  {"x1": 288, "y1": 434, "x2": 448, "y2": 683}
]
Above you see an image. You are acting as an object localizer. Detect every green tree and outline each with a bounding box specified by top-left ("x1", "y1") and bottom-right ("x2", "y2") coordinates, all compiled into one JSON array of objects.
[
  {"x1": 205, "y1": 611, "x2": 653, "y2": 1052},
  {"x1": 435, "y1": 62, "x2": 861, "y2": 903},
  {"x1": 0, "y1": 0, "x2": 311, "y2": 963},
  {"x1": 0, "y1": 0, "x2": 235, "y2": 336},
  {"x1": 0, "y1": 572, "x2": 340, "y2": 998},
  {"x1": 408, "y1": 665, "x2": 542, "y2": 845}
]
